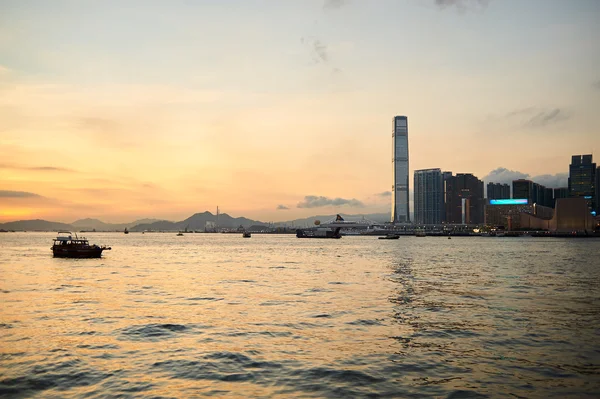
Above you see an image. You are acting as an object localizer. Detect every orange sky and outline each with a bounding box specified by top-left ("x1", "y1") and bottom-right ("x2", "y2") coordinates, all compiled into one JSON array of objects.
[{"x1": 1, "y1": 1, "x2": 599, "y2": 223}]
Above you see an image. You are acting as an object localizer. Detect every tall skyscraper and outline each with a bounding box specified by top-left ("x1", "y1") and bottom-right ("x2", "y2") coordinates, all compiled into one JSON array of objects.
[
  {"x1": 443, "y1": 173, "x2": 484, "y2": 224},
  {"x1": 391, "y1": 116, "x2": 410, "y2": 223},
  {"x1": 512, "y1": 179, "x2": 554, "y2": 207},
  {"x1": 487, "y1": 182, "x2": 510, "y2": 200},
  {"x1": 414, "y1": 168, "x2": 444, "y2": 225},
  {"x1": 596, "y1": 167, "x2": 600, "y2": 214},
  {"x1": 568, "y1": 154, "x2": 596, "y2": 211}
]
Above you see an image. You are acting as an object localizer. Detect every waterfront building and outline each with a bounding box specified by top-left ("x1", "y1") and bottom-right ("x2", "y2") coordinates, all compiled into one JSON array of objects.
[
  {"x1": 414, "y1": 168, "x2": 444, "y2": 225},
  {"x1": 391, "y1": 116, "x2": 410, "y2": 223},
  {"x1": 485, "y1": 199, "x2": 553, "y2": 230},
  {"x1": 568, "y1": 154, "x2": 596, "y2": 211},
  {"x1": 487, "y1": 182, "x2": 510, "y2": 200},
  {"x1": 596, "y1": 166, "x2": 600, "y2": 215},
  {"x1": 444, "y1": 173, "x2": 484, "y2": 224},
  {"x1": 520, "y1": 198, "x2": 598, "y2": 232}
]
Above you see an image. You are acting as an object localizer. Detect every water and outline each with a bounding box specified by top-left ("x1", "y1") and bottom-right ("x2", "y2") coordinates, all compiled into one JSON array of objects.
[{"x1": 1, "y1": 232, "x2": 599, "y2": 398}]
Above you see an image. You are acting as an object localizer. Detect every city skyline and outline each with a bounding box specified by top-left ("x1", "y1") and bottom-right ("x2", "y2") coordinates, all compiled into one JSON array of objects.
[{"x1": 1, "y1": 0, "x2": 599, "y2": 223}]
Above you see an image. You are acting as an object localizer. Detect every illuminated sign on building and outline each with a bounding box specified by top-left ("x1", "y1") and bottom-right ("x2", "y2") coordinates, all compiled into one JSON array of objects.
[
  {"x1": 584, "y1": 196, "x2": 592, "y2": 199},
  {"x1": 489, "y1": 199, "x2": 528, "y2": 205}
]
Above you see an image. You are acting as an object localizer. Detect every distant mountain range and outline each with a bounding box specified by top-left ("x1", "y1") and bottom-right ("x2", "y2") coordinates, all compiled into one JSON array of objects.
[{"x1": 0, "y1": 212, "x2": 390, "y2": 232}]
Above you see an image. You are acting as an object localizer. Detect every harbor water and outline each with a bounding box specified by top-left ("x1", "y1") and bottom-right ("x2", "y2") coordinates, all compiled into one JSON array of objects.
[{"x1": 1, "y1": 233, "x2": 599, "y2": 398}]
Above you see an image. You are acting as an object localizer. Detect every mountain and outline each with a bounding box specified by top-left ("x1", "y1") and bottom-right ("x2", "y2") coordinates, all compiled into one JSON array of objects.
[
  {"x1": 0, "y1": 219, "x2": 73, "y2": 231},
  {"x1": 129, "y1": 211, "x2": 267, "y2": 231},
  {"x1": 71, "y1": 218, "x2": 163, "y2": 231}
]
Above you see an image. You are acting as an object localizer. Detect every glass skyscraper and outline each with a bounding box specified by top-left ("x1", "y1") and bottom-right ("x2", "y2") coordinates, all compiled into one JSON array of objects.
[
  {"x1": 568, "y1": 154, "x2": 596, "y2": 211},
  {"x1": 414, "y1": 168, "x2": 443, "y2": 225},
  {"x1": 391, "y1": 116, "x2": 410, "y2": 223}
]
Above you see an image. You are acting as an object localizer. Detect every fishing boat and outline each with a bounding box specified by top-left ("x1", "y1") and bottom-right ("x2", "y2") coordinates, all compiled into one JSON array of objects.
[
  {"x1": 378, "y1": 234, "x2": 400, "y2": 240},
  {"x1": 176, "y1": 232, "x2": 184, "y2": 236},
  {"x1": 243, "y1": 232, "x2": 251, "y2": 238},
  {"x1": 124, "y1": 228, "x2": 129, "y2": 234},
  {"x1": 415, "y1": 230, "x2": 426, "y2": 237},
  {"x1": 51, "y1": 232, "x2": 111, "y2": 258}
]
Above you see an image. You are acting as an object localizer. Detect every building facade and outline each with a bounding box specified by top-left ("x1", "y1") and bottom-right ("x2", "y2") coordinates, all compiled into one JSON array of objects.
[
  {"x1": 444, "y1": 173, "x2": 484, "y2": 224},
  {"x1": 414, "y1": 168, "x2": 444, "y2": 225},
  {"x1": 485, "y1": 199, "x2": 553, "y2": 230},
  {"x1": 391, "y1": 116, "x2": 410, "y2": 223},
  {"x1": 512, "y1": 179, "x2": 554, "y2": 208},
  {"x1": 568, "y1": 154, "x2": 596, "y2": 211},
  {"x1": 487, "y1": 182, "x2": 510, "y2": 200}
]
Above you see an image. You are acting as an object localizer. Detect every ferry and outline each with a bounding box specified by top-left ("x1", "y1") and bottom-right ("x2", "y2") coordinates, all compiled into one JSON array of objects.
[{"x1": 52, "y1": 232, "x2": 111, "y2": 258}]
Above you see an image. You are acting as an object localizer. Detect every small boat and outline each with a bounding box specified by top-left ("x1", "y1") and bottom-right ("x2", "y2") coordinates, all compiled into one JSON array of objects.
[
  {"x1": 176, "y1": 232, "x2": 184, "y2": 236},
  {"x1": 243, "y1": 232, "x2": 251, "y2": 238},
  {"x1": 415, "y1": 230, "x2": 426, "y2": 237},
  {"x1": 52, "y1": 232, "x2": 111, "y2": 258},
  {"x1": 379, "y1": 234, "x2": 400, "y2": 240},
  {"x1": 124, "y1": 228, "x2": 129, "y2": 234}
]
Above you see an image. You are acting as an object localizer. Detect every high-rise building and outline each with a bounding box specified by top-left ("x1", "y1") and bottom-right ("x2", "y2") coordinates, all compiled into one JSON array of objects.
[
  {"x1": 512, "y1": 179, "x2": 554, "y2": 207},
  {"x1": 443, "y1": 173, "x2": 484, "y2": 224},
  {"x1": 596, "y1": 167, "x2": 600, "y2": 214},
  {"x1": 414, "y1": 168, "x2": 444, "y2": 225},
  {"x1": 391, "y1": 116, "x2": 410, "y2": 223},
  {"x1": 513, "y1": 179, "x2": 534, "y2": 202},
  {"x1": 487, "y1": 182, "x2": 510, "y2": 200},
  {"x1": 568, "y1": 154, "x2": 596, "y2": 211},
  {"x1": 553, "y1": 187, "x2": 569, "y2": 202}
]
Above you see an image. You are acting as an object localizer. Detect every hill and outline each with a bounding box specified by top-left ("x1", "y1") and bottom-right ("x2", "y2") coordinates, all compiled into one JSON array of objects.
[{"x1": 0, "y1": 219, "x2": 73, "y2": 231}]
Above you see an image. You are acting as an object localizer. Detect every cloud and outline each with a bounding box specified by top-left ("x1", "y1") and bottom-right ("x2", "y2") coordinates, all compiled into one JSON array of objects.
[
  {"x1": 376, "y1": 191, "x2": 392, "y2": 197},
  {"x1": 0, "y1": 163, "x2": 74, "y2": 172},
  {"x1": 483, "y1": 167, "x2": 529, "y2": 185},
  {"x1": 506, "y1": 107, "x2": 569, "y2": 128},
  {"x1": 312, "y1": 40, "x2": 328, "y2": 63},
  {"x1": 530, "y1": 173, "x2": 568, "y2": 189},
  {"x1": 323, "y1": 0, "x2": 349, "y2": 9},
  {"x1": 297, "y1": 195, "x2": 365, "y2": 208},
  {"x1": 483, "y1": 168, "x2": 568, "y2": 188},
  {"x1": 434, "y1": 0, "x2": 490, "y2": 12},
  {"x1": 0, "y1": 190, "x2": 42, "y2": 198},
  {"x1": 276, "y1": 204, "x2": 290, "y2": 210}
]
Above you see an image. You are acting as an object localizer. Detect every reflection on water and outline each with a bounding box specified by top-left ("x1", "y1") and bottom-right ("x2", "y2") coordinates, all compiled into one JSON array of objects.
[{"x1": 1, "y1": 233, "x2": 599, "y2": 398}]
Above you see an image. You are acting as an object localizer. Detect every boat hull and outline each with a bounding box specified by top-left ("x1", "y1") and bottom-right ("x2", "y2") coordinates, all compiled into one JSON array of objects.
[
  {"x1": 296, "y1": 229, "x2": 341, "y2": 239},
  {"x1": 52, "y1": 247, "x2": 104, "y2": 258}
]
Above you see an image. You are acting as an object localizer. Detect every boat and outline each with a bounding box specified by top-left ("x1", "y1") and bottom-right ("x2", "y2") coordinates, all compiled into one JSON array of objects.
[
  {"x1": 176, "y1": 232, "x2": 184, "y2": 236},
  {"x1": 243, "y1": 232, "x2": 251, "y2": 238},
  {"x1": 124, "y1": 228, "x2": 129, "y2": 234},
  {"x1": 51, "y1": 232, "x2": 111, "y2": 258},
  {"x1": 378, "y1": 234, "x2": 400, "y2": 240},
  {"x1": 415, "y1": 230, "x2": 426, "y2": 237}
]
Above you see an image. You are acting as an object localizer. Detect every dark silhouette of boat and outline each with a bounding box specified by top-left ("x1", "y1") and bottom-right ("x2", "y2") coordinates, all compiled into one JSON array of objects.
[
  {"x1": 243, "y1": 231, "x2": 251, "y2": 238},
  {"x1": 378, "y1": 234, "x2": 400, "y2": 240},
  {"x1": 51, "y1": 232, "x2": 111, "y2": 258},
  {"x1": 124, "y1": 228, "x2": 129, "y2": 234}
]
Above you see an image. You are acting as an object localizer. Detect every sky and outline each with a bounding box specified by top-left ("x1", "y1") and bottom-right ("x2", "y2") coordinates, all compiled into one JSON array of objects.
[{"x1": 1, "y1": 0, "x2": 599, "y2": 223}]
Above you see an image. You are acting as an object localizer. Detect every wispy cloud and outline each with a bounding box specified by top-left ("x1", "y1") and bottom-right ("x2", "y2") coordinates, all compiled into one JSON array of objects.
[
  {"x1": 312, "y1": 40, "x2": 328, "y2": 63},
  {"x1": 0, "y1": 163, "x2": 74, "y2": 172},
  {"x1": 506, "y1": 107, "x2": 569, "y2": 128},
  {"x1": 323, "y1": 0, "x2": 349, "y2": 9},
  {"x1": 376, "y1": 191, "x2": 392, "y2": 197},
  {"x1": 276, "y1": 204, "x2": 289, "y2": 210},
  {"x1": 530, "y1": 173, "x2": 568, "y2": 189},
  {"x1": 297, "y1": 195, "x2": 364, "y2": 208},
  {"x1": 434, "y1": 0, "x2": 491, "y2": 12},
  {"x1": 0, "y1": 190, "x2": 42, "y2": 198}
]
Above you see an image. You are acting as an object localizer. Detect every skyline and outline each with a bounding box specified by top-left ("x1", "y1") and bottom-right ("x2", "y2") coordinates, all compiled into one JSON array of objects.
[{"x1": 1, "y1": 0, "x2": 599, "y2": 223}]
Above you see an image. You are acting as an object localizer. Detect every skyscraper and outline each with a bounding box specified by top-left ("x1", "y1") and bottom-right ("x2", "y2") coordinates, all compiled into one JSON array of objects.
[
  {"x1": 391, "y1": 116, "x2": 410, "y2": 223},
  {"x1": 596, "y1": 167, "x2": 600, "y2": 214},
  {"x1": 487, "y1": 182, "x2": 510, "y2": 200},
  {"x1": 568, "y1": 154, "x2": 596, "y2": 211},
  {"x1": 414, "y1": 168, "x2": 444, "y2": 225},
  {"x1": 443, "y1": 173, "x2": 484, "y2": 224}
]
